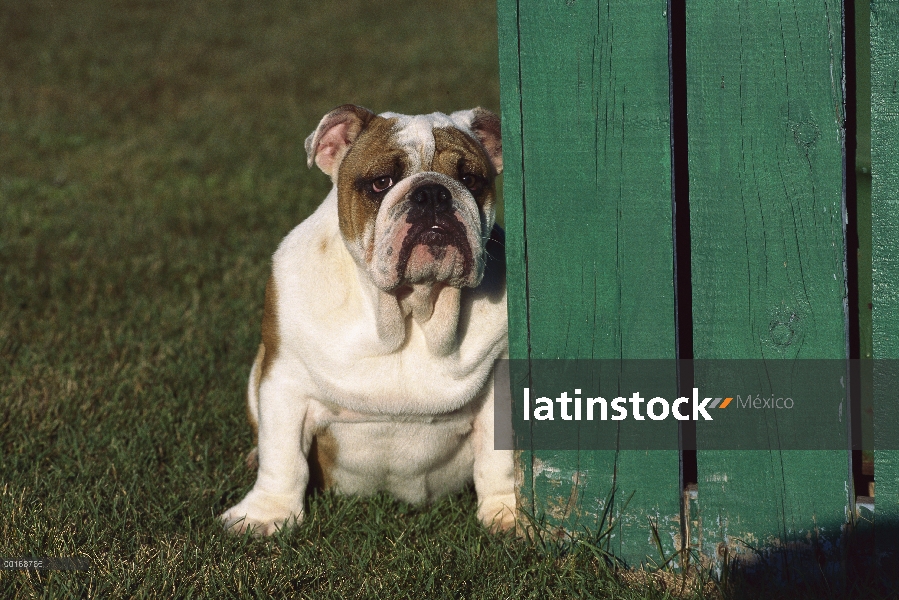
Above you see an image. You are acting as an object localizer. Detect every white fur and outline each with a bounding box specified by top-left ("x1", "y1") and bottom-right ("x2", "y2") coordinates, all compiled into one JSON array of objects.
[
  {"x1": 220, "y1": 109, "x2": 515, "y2": 536},
  {"x1": 380, "y1": 112, "x2": 472, "y2": 172}
]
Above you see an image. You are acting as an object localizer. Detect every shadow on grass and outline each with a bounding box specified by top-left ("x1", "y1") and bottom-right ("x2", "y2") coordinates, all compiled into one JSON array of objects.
[
  {"x1": 714, "y1": 522, "x2": 899, "y2": 600},
  {"x1": 519, "y1": 485, "x2": 899, "y2": 600}
]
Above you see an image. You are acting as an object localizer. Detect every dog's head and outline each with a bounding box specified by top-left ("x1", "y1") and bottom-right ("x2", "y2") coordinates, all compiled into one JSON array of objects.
[{"x1": 305, "y1": 105, "x2": 502, "y2": 293}]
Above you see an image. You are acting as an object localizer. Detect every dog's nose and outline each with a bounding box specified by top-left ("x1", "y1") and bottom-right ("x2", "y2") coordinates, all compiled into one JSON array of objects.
[{"x1": 410, "y1": 184, "x2": 452, "y2": 213}]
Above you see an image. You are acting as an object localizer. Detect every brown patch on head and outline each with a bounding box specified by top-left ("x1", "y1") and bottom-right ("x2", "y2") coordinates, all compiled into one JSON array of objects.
[
  {"x1": 335, "y1": 115, "x2": 406, "y2": 243},
  {"x1": 467, "y1": 108, "x2": 503, "y2": 174},
  {"x1": 432, "y1": 127, "x2": 497, "y2": 209},
  {"x1": 260, "y1": 275, "x2": 279, "y2": 378},
  {"x1": 307, "y1": 428, "x2": 338, "y2": 491},
  {"x1": 305, "y1": 105, "x2": 377, "y2": 176}
]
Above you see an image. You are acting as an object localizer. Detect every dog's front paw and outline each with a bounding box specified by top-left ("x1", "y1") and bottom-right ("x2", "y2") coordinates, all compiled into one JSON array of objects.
[
  {"x1": 220, "y1": 489, "x2": 305, "y2": 536},
  {"x1": 477, "y1": 493, "x2": 517, "y2": 533}
]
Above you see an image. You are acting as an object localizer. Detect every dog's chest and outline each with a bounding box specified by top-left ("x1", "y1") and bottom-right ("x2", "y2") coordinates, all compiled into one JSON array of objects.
[{"x1": 310, "y1": 417, "x2": 475, "y2": 504}]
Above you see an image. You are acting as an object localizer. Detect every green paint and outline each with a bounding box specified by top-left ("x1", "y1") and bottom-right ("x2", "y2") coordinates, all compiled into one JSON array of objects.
[
  {"x1": 870, "y1": 0, "x2": 899, "y2": 560},
  {"x1": 498, "y1": 0, "x2": 680, "y2": 565},
  {"x1": 856, "y1": 0, "x2": 875, "y2": 480},
  {"x1": 686, "y1": 0, "x2": 850, "y2": 574}
]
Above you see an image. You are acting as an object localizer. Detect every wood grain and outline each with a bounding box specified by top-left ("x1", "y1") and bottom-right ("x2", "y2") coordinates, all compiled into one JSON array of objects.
[
  {"x1": 870, "y1": 0, "x2": 899, "y2": 560},
  {"x1": 498, "y1": 0, "x2": 680, "y2": 565},
  {"x1": 686, "y1": 0, "x2": 849, "y2": 574}
]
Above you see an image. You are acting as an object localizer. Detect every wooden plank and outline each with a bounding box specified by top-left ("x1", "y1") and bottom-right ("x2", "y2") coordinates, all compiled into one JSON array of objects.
[
  {"x1": 685, "y1": 0, "x2": 850, "y2": 575},
  {"x1": 498, "y1": 0, "x2": 680, "y2": 565},
  {"x1": 870, "y1": 0, "x2": 899, "y2": 565}
]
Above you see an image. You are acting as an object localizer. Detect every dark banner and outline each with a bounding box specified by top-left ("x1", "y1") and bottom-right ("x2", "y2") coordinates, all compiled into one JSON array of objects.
[{"x1": 494, "y1": 359, "x2": 899, "y2": 451}]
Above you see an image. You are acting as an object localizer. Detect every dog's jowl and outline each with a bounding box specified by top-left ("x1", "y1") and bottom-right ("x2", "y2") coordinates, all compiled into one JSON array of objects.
[{"x1": 220, "y1": 105, "x2": 515, "y2": 535}]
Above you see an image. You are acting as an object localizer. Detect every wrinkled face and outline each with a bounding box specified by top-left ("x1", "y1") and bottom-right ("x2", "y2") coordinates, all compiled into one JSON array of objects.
[{"x1": 335, "y1": 113, "x2": 497, "y2": 292}]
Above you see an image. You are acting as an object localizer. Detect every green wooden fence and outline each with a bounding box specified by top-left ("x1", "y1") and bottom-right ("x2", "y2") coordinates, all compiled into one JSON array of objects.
[
  {"x1": 871, "y1": 0, "x2": 899, "y2": 567},
  {"x1": 497, "y1": 0, "x2": 899, "y2": 573}
]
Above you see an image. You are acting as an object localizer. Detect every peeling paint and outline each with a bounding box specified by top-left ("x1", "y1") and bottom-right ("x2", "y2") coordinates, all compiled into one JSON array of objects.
[{"x1": 532, "y1": 457, "x2": 560, "y2": 479}]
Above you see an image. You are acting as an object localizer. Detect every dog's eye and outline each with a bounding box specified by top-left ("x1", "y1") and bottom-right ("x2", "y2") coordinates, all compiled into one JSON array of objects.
[
  {"x1": 371, "y1": 176, "x2": 394, "y2": 193},
  {"x1": 461, "y1": 173, "x2": 483, "y2": 193}
]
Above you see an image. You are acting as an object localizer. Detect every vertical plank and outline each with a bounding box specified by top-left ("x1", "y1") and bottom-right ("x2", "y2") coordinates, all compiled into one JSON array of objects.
[
  {"x1": 498, "y1": 0, "x2": 680, "y2": 565},
  {"x1": 496, "y1": 0, "x2": 534, "y2": 519},
  {"x1": 870, "y1": 0, "x2": 899, "y2": 565},
  {"x1": 854, "y1": 0, "x2": 875, "y2": 510},
  {"x1": 856, "y1": 0, "x2": 873, "y2": 368},
  {"x1": 686, "y1": 0, "x2": 849, "y2": 575}
]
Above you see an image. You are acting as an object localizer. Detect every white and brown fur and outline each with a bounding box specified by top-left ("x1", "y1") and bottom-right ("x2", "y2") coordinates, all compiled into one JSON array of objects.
[{"x1": 220, "y1": 105, "x2": 515, "y2": 535}]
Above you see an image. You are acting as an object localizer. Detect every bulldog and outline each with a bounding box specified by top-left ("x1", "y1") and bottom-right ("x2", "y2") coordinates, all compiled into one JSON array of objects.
[{"x1": 220, "y1": 105, "x2": 515, "y2": 535}]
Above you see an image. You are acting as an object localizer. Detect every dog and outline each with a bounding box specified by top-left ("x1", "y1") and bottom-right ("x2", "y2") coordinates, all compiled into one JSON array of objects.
[{"x1": 220, "y1": 105, "x2": 515, "y2": 535}]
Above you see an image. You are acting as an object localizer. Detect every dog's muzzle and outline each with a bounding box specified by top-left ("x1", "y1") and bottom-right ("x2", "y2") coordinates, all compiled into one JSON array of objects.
[
  {"x1": 371, "y1": 176, "x2": 483, "y2": 291},
  {"x1": 401, "y1": 183, "x2": 471, "y2": 255}
]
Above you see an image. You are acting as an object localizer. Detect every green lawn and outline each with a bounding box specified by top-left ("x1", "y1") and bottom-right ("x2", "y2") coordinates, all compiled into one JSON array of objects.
[{"x1": 0, "y1": 1, "x2": 887, "y2": 598}]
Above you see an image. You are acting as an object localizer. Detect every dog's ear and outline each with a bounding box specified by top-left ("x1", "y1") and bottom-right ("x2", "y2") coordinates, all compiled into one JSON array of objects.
[
  {"x1": 305, "y1": 105, "x2": 377, "y2": 177},
  {"x1": 451, "y1": 107, "x2": 503, "y2": 175}
]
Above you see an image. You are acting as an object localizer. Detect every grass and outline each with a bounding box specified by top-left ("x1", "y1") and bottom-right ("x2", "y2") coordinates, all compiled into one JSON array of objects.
[{"x1": 0, "y1": 1, "x2": 891, "y2": 598}]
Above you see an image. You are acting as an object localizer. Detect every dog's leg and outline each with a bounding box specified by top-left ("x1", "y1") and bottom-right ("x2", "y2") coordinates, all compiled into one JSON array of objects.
[
  {"x1": 220, "y1": 370, "x2": 311, "y2": 536},
  {"x1": 244, "y1": 344, "x2": 264, "y2": 470},
  {"x1": 471, "y1": 370, "x2": 517, "y2": 532}
]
